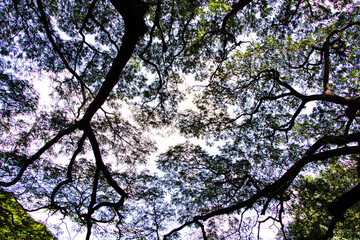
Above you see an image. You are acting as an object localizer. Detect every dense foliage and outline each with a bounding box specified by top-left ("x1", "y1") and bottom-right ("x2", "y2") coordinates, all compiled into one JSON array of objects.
[
  {"x1": 282, "y1": 162, "x2": 360, "y2": 239},
  {"x1": 0, "y1": 189, "x2": 54, "y2": 239},
  {"x1": 0, "y1": 0, "x2": 359, "y2": 239}
]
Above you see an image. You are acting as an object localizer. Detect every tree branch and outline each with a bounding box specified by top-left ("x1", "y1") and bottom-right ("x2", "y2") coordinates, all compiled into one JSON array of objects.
[
  {"x1": 85, "y1": 167, "x2": 100, "y2": 240},
  {"x1": 79, "y1": 0, "x2": 148, "y2": 127},
  {"x1": 279, "y1": 101, "x2": 306, "y2": 132},
  {"x1": 36, "y1": 0, "x2": 81, "y2": 81},
  {"x1": 84, "y1": 124, "x2": 128, "y2": 199},
  {"x1": 195, "y1": 220, "x2": 208, "y2": 240},
  {"x1": 50, "y1": 133, "x2": 86, "y2": 213},
  {"x1": 0, "y1": 124, "x2": 78, "y2": 187},
  {"x1": 221, "y1": 0, "x2": 252, "y2": 32},
  {"x1": 328, "y1": 183, "x2": 360, "y2": 222},
  {"x1": 164, "y1": 134, "x2": 360, "y2": 238},
  {"x1": 323, "y1": 40, "x2": 332, "y2": 95}
]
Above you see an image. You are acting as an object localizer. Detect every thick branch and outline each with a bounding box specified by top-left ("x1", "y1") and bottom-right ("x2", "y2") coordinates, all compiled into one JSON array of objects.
[
  {"x1": 269, "y1": 146, "x2": 360, "y2": 195},
  {"x1": 322, "y1": 183, "x2": 360, "y2": 239},
  {"x1": 79, "y1": 0, "x2": 148, "y2": 127},
  {"x1": 307, "y1": 133, "x2": 360, "y2": 155},
  {"x1": 221, "y1": 0, "x2": 252, "y2": 32},
  {"x1": 328, "y1": 183, "x2": 360, "y2": 222}
]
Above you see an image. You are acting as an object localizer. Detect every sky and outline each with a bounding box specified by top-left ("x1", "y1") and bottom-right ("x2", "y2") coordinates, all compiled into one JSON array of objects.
[{"x1": 28, "y1": 69, "x2": 285, "y2": 239}]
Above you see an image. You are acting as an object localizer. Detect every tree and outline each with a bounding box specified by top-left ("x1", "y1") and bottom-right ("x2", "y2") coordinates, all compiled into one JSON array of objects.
[
  {"x1": 0, "y1": 189, "x2": 54, "y2": 240},
  {"x1": 0, "y1": 0, "x2": 359, "y2": 239},
  {"x1": 280, "y1": 162, "x2": 360, "y2": 239}
]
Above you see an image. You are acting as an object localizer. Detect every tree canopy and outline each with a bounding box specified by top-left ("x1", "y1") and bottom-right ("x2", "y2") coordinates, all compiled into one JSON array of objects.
[{"x1": 0, "y1": 0, "x2": 359, "y2": 239}]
